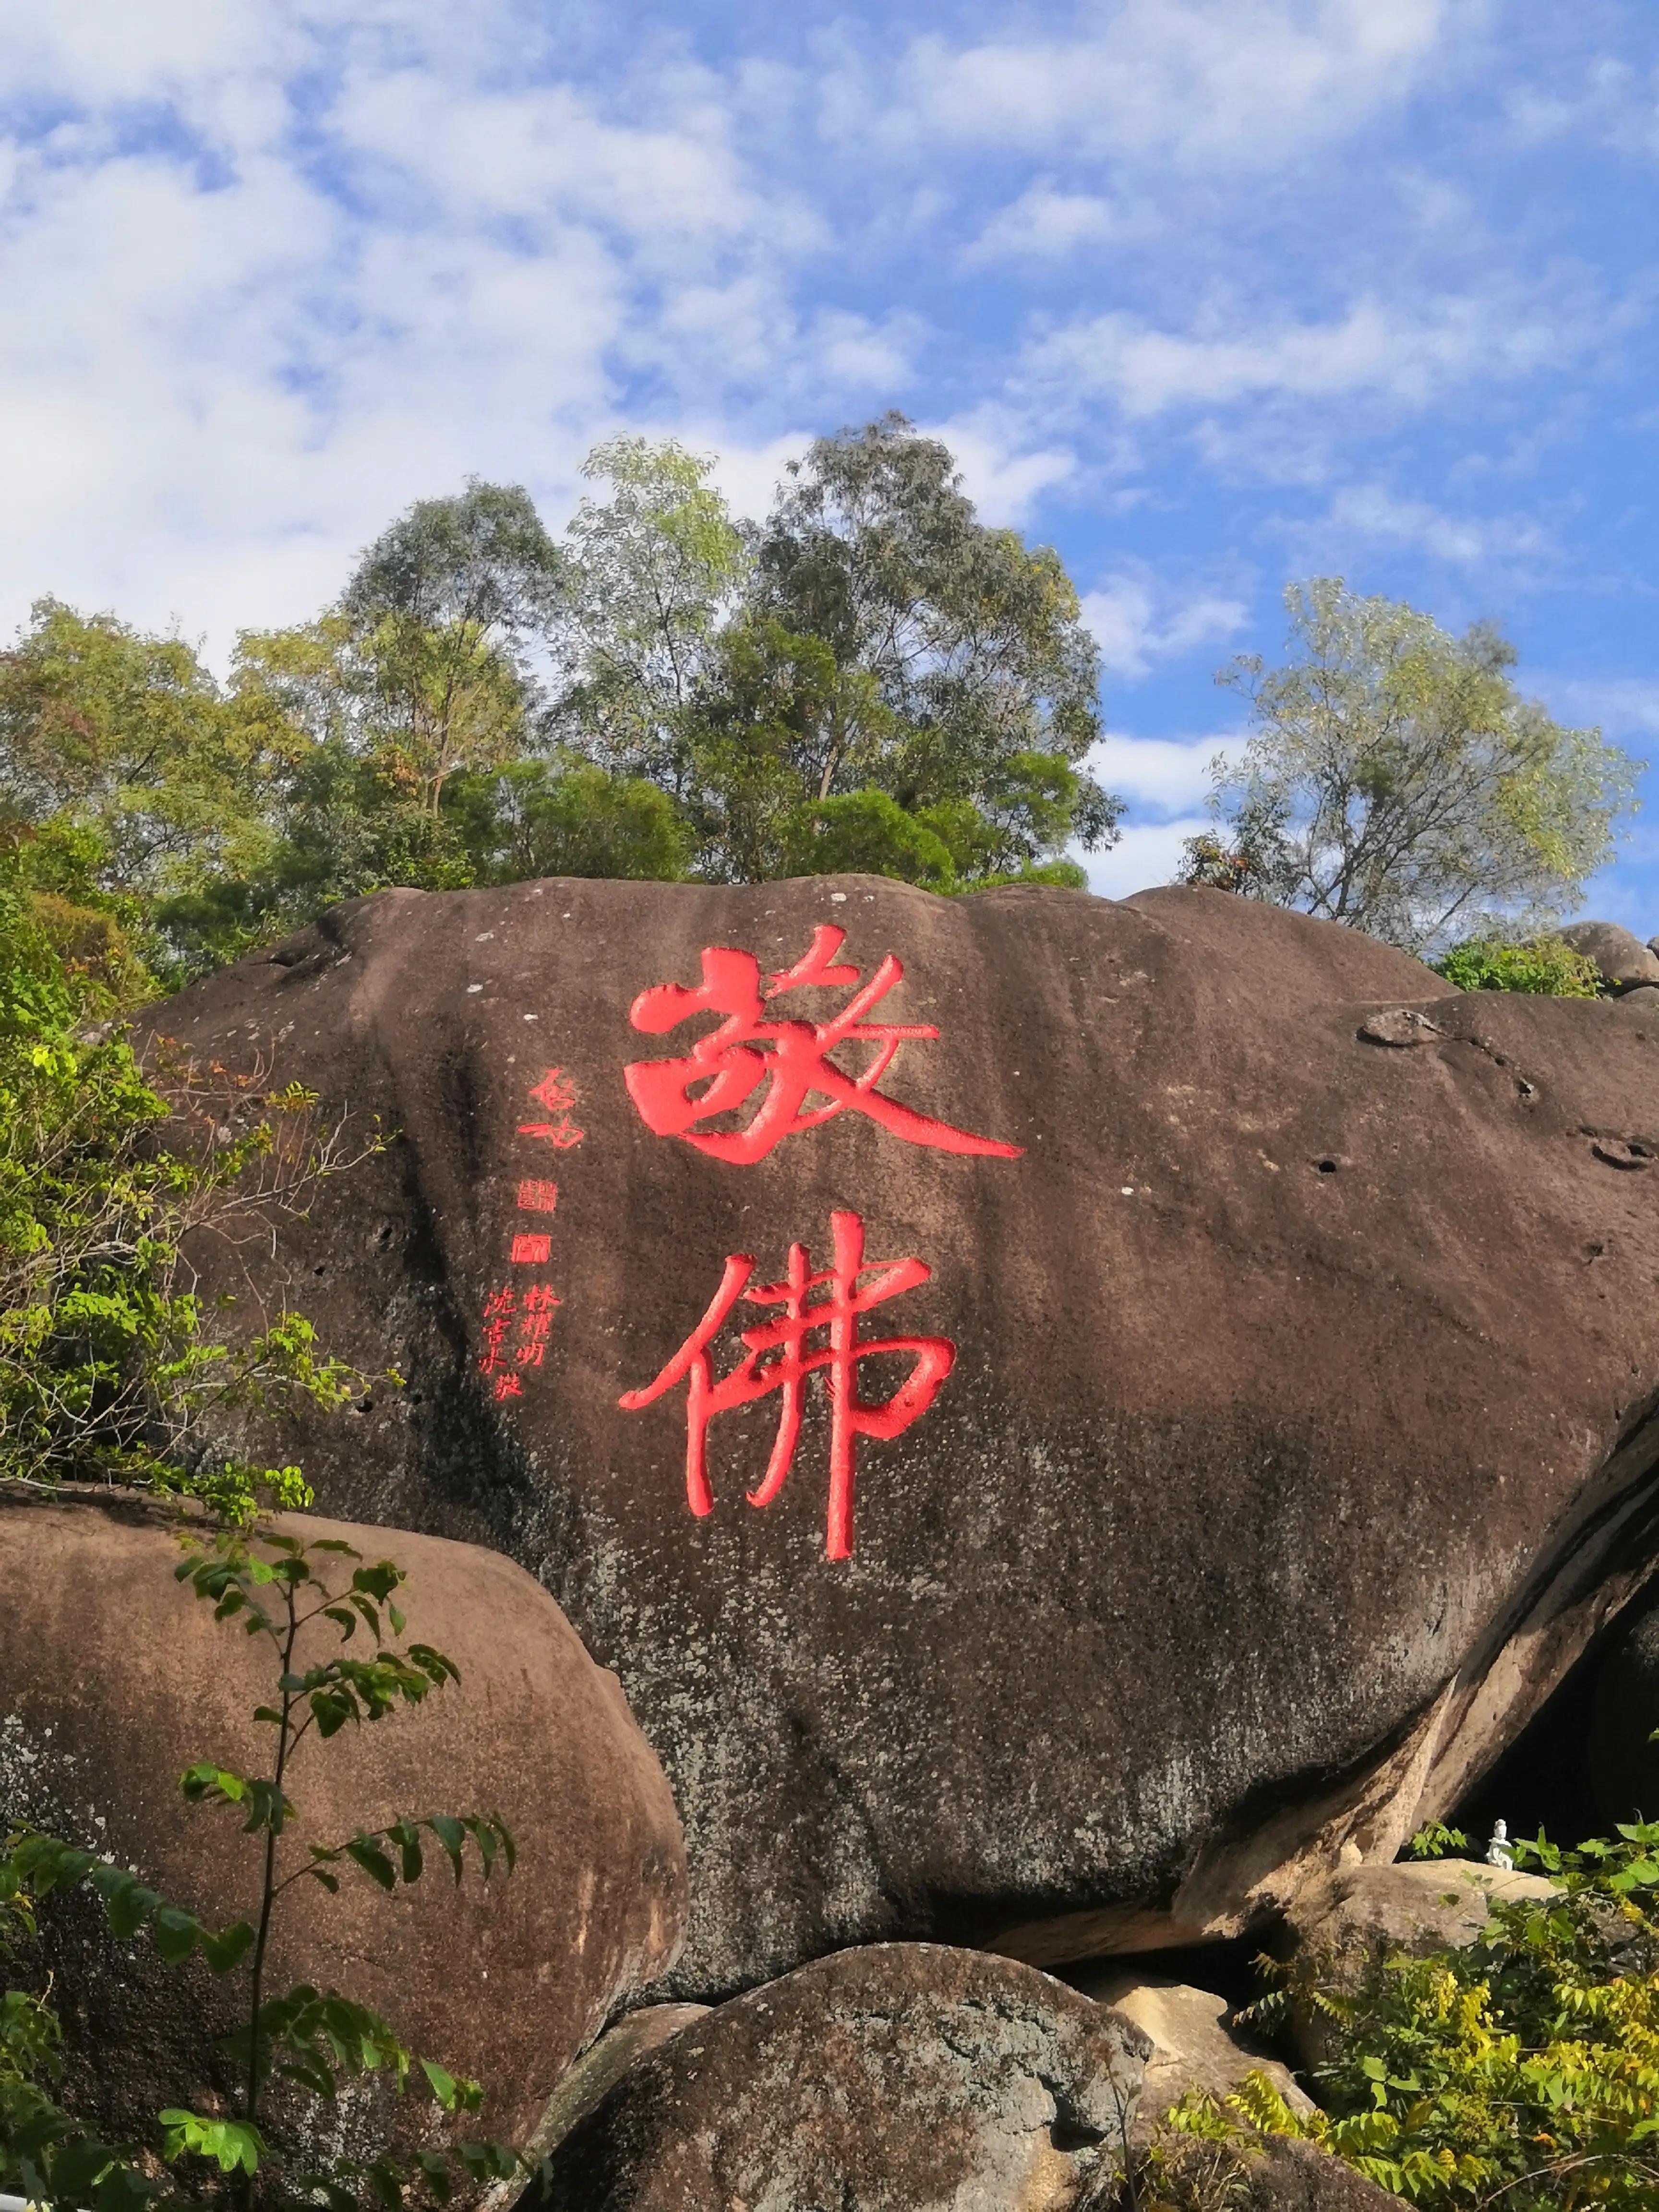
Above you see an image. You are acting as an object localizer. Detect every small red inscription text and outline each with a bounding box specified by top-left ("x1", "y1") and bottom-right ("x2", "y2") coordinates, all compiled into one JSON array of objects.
[
  {"x1": 479, "y1": 1281, "x2": 564, "y2": 1398},
  {"x1": 518, "y1": 1067, "x2": 585, "y2": 1149},
  {"x1": 624, "y1": 925, "x2": 1021, "y2": 1164},
  {"x1": 517, "y1": 1179, "x2": 560, "y2": 1213},
  {"x1": 509, "y1": 1233, "x2": 552, "y2": 1265},
  {"x1": 618, "y1": 1209, "x2": 955, "y2": 1559}
]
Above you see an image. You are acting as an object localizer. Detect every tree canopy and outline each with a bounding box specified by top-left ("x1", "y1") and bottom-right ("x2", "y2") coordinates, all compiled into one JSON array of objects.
[
  {"x1": 1181, "y1": 579, "x2": 1639, "y2": 955},
  {"x1": 0, "y1": 419, "x2": 1123, "y2": 997}
]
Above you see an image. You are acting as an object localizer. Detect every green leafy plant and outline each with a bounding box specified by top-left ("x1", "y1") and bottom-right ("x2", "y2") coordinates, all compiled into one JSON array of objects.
[
  {"x1": 0, "y1": 866, "x2": 376, "y2": 1522},
  {"x1": 1165, "y1": 1825, "x2": 1659, "y2": 2208},
  {"x1": 2, "y1": 1524, "x2": 519, "y2": 2210},
  {"x1": 1432, "y1": 935, "x2": 1604, "y2": 997}
]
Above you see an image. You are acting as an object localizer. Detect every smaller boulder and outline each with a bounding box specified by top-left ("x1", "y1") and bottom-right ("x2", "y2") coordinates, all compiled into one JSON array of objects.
[
  {"x1": 1557, "y1": 921, "x2": 1659, "y2": 992},
  {"x1": 1614, "y1": 984, "x2": 1659, "y2": 1015},
  {"x1": 534, "y1": 1943, "x2": 1150, "y2": 2211},
  {"x1": 1277, "y1": 1859, "x2": 1555, "y2": 2068},
  {"x1": 1074, "y1": 1970, "x2": 1311, "y2": 2139}
]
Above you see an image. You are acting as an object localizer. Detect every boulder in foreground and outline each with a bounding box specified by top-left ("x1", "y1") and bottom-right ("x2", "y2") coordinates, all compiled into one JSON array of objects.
[
  {"x1": 0, "y1": 1493, "x2": 687, "y2": 2158},
  {"x1": 533, "y1": 1943, "x2": 1149, "y2": 2211}
]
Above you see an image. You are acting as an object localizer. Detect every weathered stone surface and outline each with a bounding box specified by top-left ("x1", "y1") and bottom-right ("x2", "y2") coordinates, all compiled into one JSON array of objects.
[
  {"x1": 533, "y1": 1943, "x2": 1149, "y2": 2211},
  {"x1": 1075, "y1": 1970, "x2": 1311, "y2": 2138},
  {"x1": 486, "y1": 2004, "x2": 709, "y2": 2208},
  {"x1": 140, "y1": 877, "x2": 1659, "y2": 1995},
  {"x1": 1276, "y1": 1858, "x2": 1556, "y2": 2068},
  {"x1": 0, "y1": 1493, "x2": 686, "y2": 2156},
  {"x1": 1615, "y1": 984, "x2": 1659, "y2": 1015},
  {"x1": 1239, "y1": 2140, "x2": 1404, "y2": 2210},
  {"x1": 1590, "y1": 1582, "x2": 1659, "y2": 1823},
  {"x1": 1558, "y1": 920, "x2": 1659, "y2": 991}
]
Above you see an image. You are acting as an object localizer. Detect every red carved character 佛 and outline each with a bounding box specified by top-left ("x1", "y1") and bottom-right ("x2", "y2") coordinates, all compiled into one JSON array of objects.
[
  {"x1": 624, "y1": 925, "x2": 1021, "y2": 1165},
  {"x1": 618, "y1": 1210, "x2": 955, "y2": 1559}
]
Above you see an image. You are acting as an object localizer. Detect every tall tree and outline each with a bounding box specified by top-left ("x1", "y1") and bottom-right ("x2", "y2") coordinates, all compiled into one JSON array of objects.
[
  {"x1": 0, "y1": 600, "x2": 295, "y2": 906},
  {"x1": 748, "y1": 411, "x2": 1118, "y2": 854},
  {"x1": 548, "y1": 437, "x2": 750, "y2": 791},
  {"x1": 1183, "y1": 579, "x2": 1642, "y2": 954},
  {"x1": 338, "y1": 479, "x2": 561, "y2": 816}
]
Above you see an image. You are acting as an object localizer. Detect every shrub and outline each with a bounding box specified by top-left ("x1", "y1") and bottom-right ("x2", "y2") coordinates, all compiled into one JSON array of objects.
[
  {"x1": 0, "y1": 857, "x2": 373, "y2": 1520},
  {"x1": 1164, "y1": 1825, "x2": 1659, "y2": 2209},
  {"x1": 1433, "y1": 935, "x2": 1602, "y2": 997}
]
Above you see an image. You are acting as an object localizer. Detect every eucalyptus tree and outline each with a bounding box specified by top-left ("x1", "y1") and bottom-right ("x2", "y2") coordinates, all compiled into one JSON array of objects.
[{"x1": 1185, "y1": 579, "x2": 1641, "y2": 954}]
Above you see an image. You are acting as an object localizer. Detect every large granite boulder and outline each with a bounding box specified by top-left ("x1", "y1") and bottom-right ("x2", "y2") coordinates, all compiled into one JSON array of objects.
[
  {"x1": 139, "y1": 877, "x2": 1659, "y2": 1995},
  {"x1": 533, "y1": 1943, "x2": 1149, "y2": 2211},
  {"x1": 1558, "y1": 919, "x2": 1659, "y2": 991},
  {"x1": 0, "y1": 1493, "x2": 686, "y2": 2159}
]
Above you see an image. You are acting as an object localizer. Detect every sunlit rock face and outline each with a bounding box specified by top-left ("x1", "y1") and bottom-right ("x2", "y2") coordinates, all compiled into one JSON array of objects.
[
  {"x1": 142, "y1": 876, "x2": 1659, "y2": 1996},
  {"x1": 0, "y1": 1496, "x2": 687, "y2": 2157}
]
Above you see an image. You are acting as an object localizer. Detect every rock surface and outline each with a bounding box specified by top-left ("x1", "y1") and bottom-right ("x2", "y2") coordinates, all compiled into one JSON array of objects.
[
  {"x1": 1276, "y1": 1857, "x2": 1557, "y2": 2067},
  {"x1": 491, "y1": 2005, "x2": 709, "y2": 2204},
  {"x1": 533, "y1": 1943, "x2": 1149, "y2": 2211},
  {"x1": 1558, "y1": 920, "x2": 1659, "y2": 991},
  {"x1": 1076, "y1": 1970, "x2": 1311, "y2": 2137},
  {"x1": 140, "y1": 877, "x2": 1659, "y2": 1994},
  {"x1": 0, "y1": 1493, "x2": 686, "y2": 2157},
  {"x1": 1590, "y1": 1581, "x2": 1659, "y2": 1823},
  {"x1": 1239, "y1": 2140, "x2": 1406, "y2": 2210}
]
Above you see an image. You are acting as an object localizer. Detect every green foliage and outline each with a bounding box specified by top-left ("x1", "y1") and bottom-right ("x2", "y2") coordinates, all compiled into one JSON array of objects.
[
  {"x1": 1406, "y1": 1823, "x2": 1473, "y2": 1861},
  {"x1": 1183, "y1": 578, "x2": 1642, "y2": 955},
  {"x1": 1433, "y1": 935, "x2": 1604, "y2": 997},
  {"x1": 0, "y1": 425, "x2": 1117, "y2": 961},
  {"x1": 1169, "y1": 1826, "x2": 1659, "y2": 2209},
  {"x1": 448, "y1": 757, "x2": 692, "y2": 883},
  {"x1": 1, "y1": 1527, "x2": 520, "y2": 2211},
  {"x1": 0, "y1": 860, "x2": 369, "y2": 1519}
]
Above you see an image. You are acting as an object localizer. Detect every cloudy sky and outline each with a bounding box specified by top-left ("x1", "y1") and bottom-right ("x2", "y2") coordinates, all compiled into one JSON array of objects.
[{"x1": 2, "y1": 0, "x2": 1656, "y2": 919}]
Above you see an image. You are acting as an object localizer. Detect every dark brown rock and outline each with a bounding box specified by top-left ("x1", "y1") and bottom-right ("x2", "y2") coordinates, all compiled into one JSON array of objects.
[
  {"x1": 492, "y1": 2004, "x2": 709, "y2": 2199},
  {"x1": 533, "y1": 1944, "x2": 1149, "y2": 2211},
  {"x1": 1590, "y1": 1580, "x2": 1659, "y2": 1824},
  {"x1": 0, "y1": 1493, "x2": 686, "y2": 2159},
  {"x1": 137, "y1": 878, "x2": 1659, "y2": 1994},
  {"x1": 1238, "y1": 2139, "x2": 1404, "y2": 2210},
  {"x1": 1558, "y1": 919, "x2": 1659, "y2": 991}
]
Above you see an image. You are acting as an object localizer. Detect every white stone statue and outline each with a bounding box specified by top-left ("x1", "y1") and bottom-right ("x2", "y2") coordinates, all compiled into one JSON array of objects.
[{"x1": 1485, "y1": 1818, "x2": 1513, "y2": 1871}]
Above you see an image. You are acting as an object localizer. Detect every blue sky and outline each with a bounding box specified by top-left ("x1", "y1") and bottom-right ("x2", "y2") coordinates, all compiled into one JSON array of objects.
[{"x1": 1, "y1": 1, "x2": 1656, "y2": 924}]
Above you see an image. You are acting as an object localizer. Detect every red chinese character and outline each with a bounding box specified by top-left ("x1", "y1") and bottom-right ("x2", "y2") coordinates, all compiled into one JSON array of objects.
[
  {"x1": 493, "y1": 1371, "x2": 523, "y2": 1401},
  {"x1": 510, "y1": 1233, "x2": 552, "y2": 1265},
  {"x1": 624, "y1": 925, "x2": 1021, "y2": 1164},
  {"x1": 518, "y1": 1067, "x2": 584, "y2": 1149},
  {"x1": 517, "y1": 1179, "x2": 560, "y2": 1213},
  {"x1": 618, "y1": 1210, "x2": 955, "y2": 1560},
  {"x1": 514, "y1": 1282, "x2": 562, "y2": 1368},
  {"x1": 479, "y1": 1285, "x2": 516, "y2": 1384}
]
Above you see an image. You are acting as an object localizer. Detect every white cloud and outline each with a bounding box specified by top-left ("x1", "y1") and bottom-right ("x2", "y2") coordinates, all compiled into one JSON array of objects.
[
  {"x1": 1082, "y1": 573, "x2": 1248, "y2": 680},
  {"x1": 1547, "y1": 678, "x2": 1659, "y2": 741},
  {"x1": 1084, "y1": 816, "x2": 1210, "y2": 900},
  {"x1": 1089, "y1": 731, "x2": 1249, "y2": 815},
  {"x1": 963, "y1": 183, "x2": 1156, "y2": 268},
  {"x1": 839, "y1": 0, "x2": 1452, "y2": 173},
  {"x1": 1033, "y1": 289, "x2": 1581, "y2": 421},
  {"x1": 1309, "y1": 484, "x2": 1552, "y2": 565},
  {"x1": 930, "y1": 411, "x2": 1077, "y2": 526}
]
